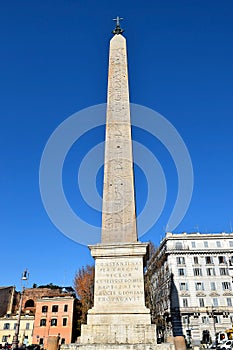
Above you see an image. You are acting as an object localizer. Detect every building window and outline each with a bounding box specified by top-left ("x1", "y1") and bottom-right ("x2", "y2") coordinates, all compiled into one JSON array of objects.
[
  {"x1": 178, "y1": 268, "x2": 185, "y2": 276},
  {"x1": 64, "y1": 304, "x2": 68, "y2": 312},
  {"x1": 40, "y1": 319, "x2": 46, "y2": 327},
  {"x1": 182, "y1": 298, "x2": 188, "y2": 307},
  {"x1": 191, "y1": 241, "x2": 196, "y2": 248},
  {"x1": 193, "y1": 268, "x2": 202, "y2": 276},
  {"x1": 42, "y1": 305, "x2": 48, "y2": 313},
  {"x1": 3, "y1": 323, "x2": 10, "y2": 330},
  {"x1": 227, "y1": 298, "x2": 232, "y2": 307},
  {"x1": 26, "y1": 323, "x2": 30, "y2": 330},
  {"x1": 61, "y1": 339, "x2": 65, "y2": 345},
  {"x1": 52, "y1": 305, "x2": 58, "y2": 312},
  {"x1": 218, "y1": 256, "x2": 226, "y2": 264},
  {"x1": 212, "y1": 298, "x2": 218, "y2": 307},
  {"x1": 63, "y1": 318, "x2": 67, "y2": 326},
  {"x1": 204, "y1": 241, "x2": 208, "y2": 248},
  {"x1": 216, "y1": 241, "x2": 221, "y2": 247},
  {"x1": 207, "y1": 268, "x2": 215, "y2": 276},
  {"x1": 2, "y1": 336, "x2": 8, "y2": 342},
  {"x1": 202, "y1": 316, "x2": 209, "y2": 324},
  {"x1": 205, "y1": 256, "x2": 213, "y2": 264},
  {"x1": 193, "y1": 256, "x2": 199, "y2": 264},
  {"x1": 14, "y1": 323, "x2": 17, "y2": 330},
  {"x1": 210, "y1": 282, "x2": 216, "y2": 291},
  {"x1": 175, "y1": 242, "x2": 183, "y2": 250},
  {"x1": 176, "y1": 257, "x2": 185, "y2": 265},
  {"x1": 195, "y1": 282, "x2": 204, "y2": 291},
  {"x1": 199, "y1": 298, "x2": 205, "y2": 307},
  {"x1": 222, "y1": 282, "x2": 231, "y2": 291},
  {"x1": 51, "y1": 318, "x2": 57, "y2": 326},
  {"x1": 180, "y1": 282, "x2": 188, "y2": 291},
  {"x1": 229, "y1": 241, "x2": 233, "y2": 247},
  {"x1": 39, "y1": 339, "x2": 44, "y2": 345},
  {"x1": 220, "y1": 268, "x2": 228, "y2": 276}
]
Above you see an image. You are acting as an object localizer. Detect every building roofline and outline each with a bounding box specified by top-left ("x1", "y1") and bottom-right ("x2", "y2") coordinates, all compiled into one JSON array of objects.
[{"x1": 36, "y1": 295, "x2": 75, "y2": 302}]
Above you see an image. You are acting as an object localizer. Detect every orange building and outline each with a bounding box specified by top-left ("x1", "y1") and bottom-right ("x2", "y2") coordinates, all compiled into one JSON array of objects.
[
  {"x1": 32, "y1": 295, "x2": 75, "y2": 348},
  {"x1": 22, "y1": 287, "x2": 63, "y2": 315}
]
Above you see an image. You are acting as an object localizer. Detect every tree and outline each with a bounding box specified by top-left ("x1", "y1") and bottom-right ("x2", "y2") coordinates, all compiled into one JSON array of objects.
[
  {"x1": 37, "y1": 283, "x2": 61, "y2": 289},
  {"x1": 74, "y1": 265, "x2": 95, "y2": 325},
  {"x1": 144, "y1": 240, "x2": 157, "y2": 323}
]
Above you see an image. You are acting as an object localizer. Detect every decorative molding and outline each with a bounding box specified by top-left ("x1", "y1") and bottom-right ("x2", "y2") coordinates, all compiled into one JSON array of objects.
[
  {"x1": 209, "y1": 292, "x2": 220, "y2": 297},
  {"x1": 223, "y1": 291, "x2": 233, "y2": 296},
  {"x1": 196, "y1": 292, "x2": 206, "y2": 297}
]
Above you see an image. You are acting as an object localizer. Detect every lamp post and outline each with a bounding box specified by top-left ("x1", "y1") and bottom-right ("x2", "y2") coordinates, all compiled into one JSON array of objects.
[
  {"x1": 12, "y1": 269, "x2": 29, "y2": 350},
  {"x1": 186, "y1": 313, "x2": 192, "y2": 348},
  {"x1": 212, "y1": 309, "x2": 217, "y2": 340},
  {"x1": 206, "y1": 306, "x2": 217, "y2": 344}
]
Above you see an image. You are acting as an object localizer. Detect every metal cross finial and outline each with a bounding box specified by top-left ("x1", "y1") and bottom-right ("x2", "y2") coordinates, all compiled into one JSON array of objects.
[
  {"x1": 113, "y1": 16, "x2": 123, "y2": 27},
  {"x1": 112, "y1": 16, "x2": 124, "y2": 35}
]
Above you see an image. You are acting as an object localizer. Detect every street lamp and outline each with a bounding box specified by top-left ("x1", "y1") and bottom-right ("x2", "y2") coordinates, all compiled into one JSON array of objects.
[
  {"x1": 12, "y1": 269, "x2": 29, "y2": 349},
  {"x1": 206, "y1": 306, "x2": 217, "y2": 343}
]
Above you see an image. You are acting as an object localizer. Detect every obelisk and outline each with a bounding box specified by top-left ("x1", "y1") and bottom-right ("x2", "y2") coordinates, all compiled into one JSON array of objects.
[
  {"x1": 101, "y1": 18, "x2": 137, "y2": 245},
  {"x1": 79, "y1": 18, "x2": 157, "y2": 349}
]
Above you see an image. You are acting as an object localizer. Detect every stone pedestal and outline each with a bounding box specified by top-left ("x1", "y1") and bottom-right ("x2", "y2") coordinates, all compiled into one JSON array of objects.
[
  {"x1": 62, "y1": 343, "x2": 174, "y2": 350},
  {"x1": 79, "y1": 243, "x2": 157, "y2": 348}
]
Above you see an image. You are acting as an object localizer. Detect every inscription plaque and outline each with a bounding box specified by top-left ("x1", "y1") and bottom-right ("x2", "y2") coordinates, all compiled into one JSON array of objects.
[{"x1": 94, "y1": 258, "x2": 145, "y2": 305}]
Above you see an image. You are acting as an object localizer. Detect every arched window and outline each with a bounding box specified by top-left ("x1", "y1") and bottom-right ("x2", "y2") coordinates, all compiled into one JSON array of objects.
[{"x1": 25, "y1": 299, "x2": 34, "y2": 308}]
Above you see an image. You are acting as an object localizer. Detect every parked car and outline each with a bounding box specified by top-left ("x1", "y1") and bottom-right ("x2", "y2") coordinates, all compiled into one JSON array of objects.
[{"x1": 217, "y1": 340, "x2": 233, "y2": 350}]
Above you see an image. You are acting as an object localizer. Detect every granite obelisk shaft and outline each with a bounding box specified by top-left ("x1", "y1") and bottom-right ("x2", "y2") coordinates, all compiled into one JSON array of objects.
[{"x1": 101, "y1": 34, "x2": 137, "y2": 244}]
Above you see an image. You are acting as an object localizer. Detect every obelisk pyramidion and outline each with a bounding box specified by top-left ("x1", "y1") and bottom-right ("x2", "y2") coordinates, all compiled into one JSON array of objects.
[{"x1": 79, "y1": 18, "x2": 158, "y2": 350}]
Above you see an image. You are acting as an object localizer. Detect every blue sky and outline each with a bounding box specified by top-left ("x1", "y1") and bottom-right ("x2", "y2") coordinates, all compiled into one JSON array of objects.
[{"x1": 1, "y1": 0, "x2": 233, "y2": 290}]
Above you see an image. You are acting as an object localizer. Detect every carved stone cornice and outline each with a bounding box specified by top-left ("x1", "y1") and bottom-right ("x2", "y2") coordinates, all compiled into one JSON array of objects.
[
  {"x1": 196, "y1": 292, "x2": 206, "y2": 297},
  {"x1": 223, "y1": 291, "x2": 233, "y2": 296},
  {"x1": 209, "y1": 291, "x2": 220, "y2": 297}
]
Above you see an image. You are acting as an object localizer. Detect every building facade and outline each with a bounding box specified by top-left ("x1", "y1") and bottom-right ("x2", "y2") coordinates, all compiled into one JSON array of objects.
[
  {"x1": 32, "y1": 295, "x2": 75, "y2": 348},
  {"x1": 22, "y1": 287, "x2": 64, "y2": 315},
  {"x1": 0, "y1": 315, "x2": 34, "y2": 346},
  {"x1": 0, "y1": 287, "x2": 19, "y2": 317},
  {"x1": 147, "y1": 232, "x2": 233, "y2": 346},
  {"x1": 0, "y1": 286, "x2": 77, "y2": 348}
]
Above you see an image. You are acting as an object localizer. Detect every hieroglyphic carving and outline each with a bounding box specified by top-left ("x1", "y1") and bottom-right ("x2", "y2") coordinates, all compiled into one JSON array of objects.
[
  {"x1": 107, "y1": 46, "x2": 129, "y2": 123},
  {"x1": 102, "y1": 34, "x2": 137, "y2": 243}
]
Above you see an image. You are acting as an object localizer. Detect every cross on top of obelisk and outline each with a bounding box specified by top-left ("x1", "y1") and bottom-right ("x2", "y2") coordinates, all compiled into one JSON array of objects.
[{"x1": 112, "y1": 16, "x2": 124, "y2": 35}]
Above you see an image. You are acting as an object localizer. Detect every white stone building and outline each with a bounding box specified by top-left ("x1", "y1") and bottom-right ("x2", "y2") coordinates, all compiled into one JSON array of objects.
[{"x1": 147, "y1": 232, "x2": 233, "y2": 346}]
